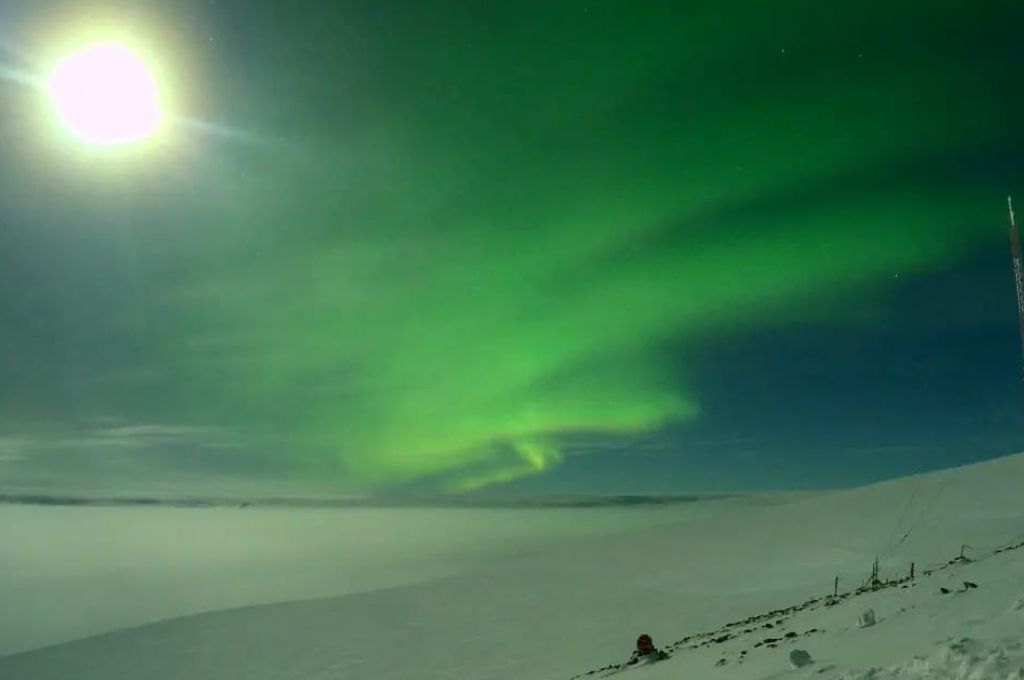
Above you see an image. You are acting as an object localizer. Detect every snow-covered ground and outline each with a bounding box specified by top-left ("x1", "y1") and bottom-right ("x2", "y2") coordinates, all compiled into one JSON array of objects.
[
  {"x1": 0, "y1": 501, "x2": 715, "y2": 656},
  {"x1": 0, "y1": 452, "x2": 1022, "y2": 680}
]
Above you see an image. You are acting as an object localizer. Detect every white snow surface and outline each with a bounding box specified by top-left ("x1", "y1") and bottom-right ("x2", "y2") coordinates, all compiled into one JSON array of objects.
[{"x1": 1, "y1": 452, "x2": 1023, "y2": 680}]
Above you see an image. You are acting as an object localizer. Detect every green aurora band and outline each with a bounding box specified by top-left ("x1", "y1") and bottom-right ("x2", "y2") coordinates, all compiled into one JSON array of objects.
[{"x1": 10, "y1": 1, "x2": 1021, "y2": 491}]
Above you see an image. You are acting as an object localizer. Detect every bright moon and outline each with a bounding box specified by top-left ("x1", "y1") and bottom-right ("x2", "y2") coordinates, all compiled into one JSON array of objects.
[{"x1": 47, "y1": 43, "x2": 163, "y2": 145}]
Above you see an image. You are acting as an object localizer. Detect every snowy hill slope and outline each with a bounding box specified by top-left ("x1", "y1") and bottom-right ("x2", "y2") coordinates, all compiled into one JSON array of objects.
[
  {"x1": 0, "y1": 452, "x2": 1021, "y2": 680},
  {"x1": 633, "y1": 536, "x2": 1024, "y2": 680}
]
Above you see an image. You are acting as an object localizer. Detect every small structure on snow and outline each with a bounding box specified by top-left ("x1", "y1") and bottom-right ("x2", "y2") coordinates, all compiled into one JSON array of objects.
[
  {"x1": 858, "y1": 608, "x2": 877, "y2": 628},
  {"x1": 627, "y1": 633, "x2": 670, "y2": 666},
  {"x1": 789, "y1": 649, "x2": 813, "y2": 668}
]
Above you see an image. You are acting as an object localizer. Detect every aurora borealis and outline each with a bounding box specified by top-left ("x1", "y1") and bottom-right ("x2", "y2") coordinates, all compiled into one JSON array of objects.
[{"x1": 1, "y1": 1, "x2": 1023, "y2": 495}]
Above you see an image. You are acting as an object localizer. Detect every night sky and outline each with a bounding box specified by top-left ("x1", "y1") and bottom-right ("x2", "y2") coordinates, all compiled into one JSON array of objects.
[{"x1": 1, "y1": 1, "x2": 1023, "y2": 496}]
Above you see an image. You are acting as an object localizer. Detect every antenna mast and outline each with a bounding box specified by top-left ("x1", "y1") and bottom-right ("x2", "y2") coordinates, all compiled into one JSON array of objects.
[{"x1": 1007, "y1": 196, "x2": 1024, "y2": 380}]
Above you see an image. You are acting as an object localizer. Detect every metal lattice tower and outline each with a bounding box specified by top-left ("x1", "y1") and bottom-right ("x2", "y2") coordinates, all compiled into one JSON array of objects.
[{"x1": 1007, "y1": 196, "x2": 1024, "y2": 381}]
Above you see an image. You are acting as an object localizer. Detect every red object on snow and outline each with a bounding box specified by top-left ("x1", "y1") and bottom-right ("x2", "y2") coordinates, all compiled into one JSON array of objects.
[{"x1": 636, "y1": 634, "x2": 654, "y2": 653}]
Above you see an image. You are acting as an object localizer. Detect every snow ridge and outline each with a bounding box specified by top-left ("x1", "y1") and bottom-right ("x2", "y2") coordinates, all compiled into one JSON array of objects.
[{"x1": 840, "y1": 638, "x2": 1024, "y2": 680}]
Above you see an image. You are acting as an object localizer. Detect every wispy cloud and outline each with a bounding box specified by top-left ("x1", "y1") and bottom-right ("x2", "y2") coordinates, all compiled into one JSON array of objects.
[{"x1": 0, "y1": 424, "x2": 295, "y2": 497}]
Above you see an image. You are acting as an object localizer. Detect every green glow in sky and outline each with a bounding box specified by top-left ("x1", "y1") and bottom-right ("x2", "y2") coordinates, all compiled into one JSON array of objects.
[{"x1": 3, "y1": 0, "x2": 1021, "y2": 493}]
